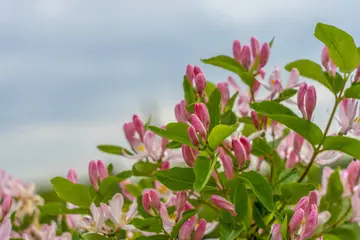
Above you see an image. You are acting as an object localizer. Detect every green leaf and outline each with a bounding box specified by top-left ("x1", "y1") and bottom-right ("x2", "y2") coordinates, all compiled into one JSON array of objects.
[
  {"x1": 251, "y1": 138, "x2": 272, "y2": 157},
  {"x1": 280, "y1": 183, "x2": 316, "y2": 204},
  {"x1": 220, "y1": 223, "x2": 242, "y2": 240},
  {"x1": 285, "y1": 60, "x2": 333, "y2": 92},
  {"x1": 97, "y1": 144, "x2": 132, "y2": 156},
  {"x1": 241, "y1": 123, "x2": 257, "y2": 137},
  {"x1": 166, "y1": 141, "x2": 182, "y2": 149},
  {"x1": 149, "y1": 122, "x2": 192, "y2": 146},
  {"x1": 183, "y1": 76, "x2": 196, "y2": 104},
  {"x1": 228, "y1": 180, "x2": 251, "y2": 228},
  {"x1": 239, "y1": 171, "x2": 275, "y2": 211},
  {"x1": 171, "y1": 209, "x2": 197, "y2": 237},
  {"x1": 115, "y1": 170, "x2": 133, "y2": 180},
  {"x1": 224, "y1": 92, "x2": 239, "y2": 112},
  {"x1": 96, "y1": 176, "x2": 124, "y2": 202},
  {"x1": 207, "y1": 88, "x2": 222, "y2": 132},
  {"x1": 314, "y1": 22, "x2": 359, "y2": 73},
  {"x1": 344, "y1": 83, "x2": 360, "y2": 99},
  {"x1": 135, "y1": 236, "x2": 169, "y2": 240},
  {"x1": 193, "y1": 156, "x2": 217, "y2": 192},
  {"x1": 132, "y1": 217, "x2": 163, "y2": 233},
  {"x1": 269, "y1": 36, "x2": 275, "y2": 48},
  {"x1": 252, "y1": 204, "x2": 266, "y2": 229},
  {"x1": 252, "y1": 101, "x2": 323, "y2": 145},
  {"x1": 205, "y1": 81, "x2": 217, "y2": 98},
  {"x1": 280, "y1": 215, "x2": 288, "y2": 240},
  {"x1": 322, "y1": 136, "x2": 360, "y2": 159},
  {"x1": 155, "y1": 167, "x2": 195, "y2": 191},
  {"x1": 330, "y1": 224, "x2": 358, "y2": 240},
  {"x1": 220, "y1": 110, "x2": 238, "y2": 125},
  {"x1": 239, "y1": 72, "x2": 254, "y2": 86},
  {"x1": 124, "y1": 184, "x2": 142, "y2": 197},
  {"x1": 132, "y1": 161, "x2": 159, "y2": 176},
  {"x1": 208, "y1": 124, "x2": 239, "y2": 149},
  {"x1": 322, "y1": 234, "x2": 341, "y2": 240},
  {"x1": 251, "y1": 101, "x2": 296, "y2": 116},
  {"x1": 50, "y1": 177, "x2": 92, "y2": 208},
  {"x1": 274, "y1": 89, "x2": 297, "y2": 102},
  {"x1": 325, "y1": 72, "x2": 344, "y2": 94},
  {"x1": 82, "y1": 233, "x2": 108, "y2": 240},
  {"x1": 201, "y1": 55, "x2": 246, "y2": 75},
  {"x1": 39, "y1": 202, "x2": 89, "y2": 216}
]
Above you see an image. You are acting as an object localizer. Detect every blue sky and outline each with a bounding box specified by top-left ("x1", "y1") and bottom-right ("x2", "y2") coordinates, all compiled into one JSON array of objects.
[{"x1": 1, "y1": 1, "x2": 359, "y2": 184}]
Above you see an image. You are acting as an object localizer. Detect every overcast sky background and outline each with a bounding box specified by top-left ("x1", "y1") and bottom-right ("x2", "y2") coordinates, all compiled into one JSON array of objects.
[{"x1": 1, "y1": 1, "x2": 359, "y2": 185}]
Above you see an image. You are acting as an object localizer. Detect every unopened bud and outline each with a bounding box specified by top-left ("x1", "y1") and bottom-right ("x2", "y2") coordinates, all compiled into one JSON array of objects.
[
  {"x1": 175, "y1": 191, "x2": 187, "y2": 214},
  {"x1": 194, "y1": 103, "x2": 210, "y2": 130},
  {"x1": 88, "y1": 160, "x2": 99, "y2": 191},
  {"x1": 259, "y1": 42, "x2": 270, "y2": 68},
  {"x1": 188, "y1": 125, "x2": 200, "y2": 147},
  {"x1": 239, "y1": 136, "x2": 252, "y2": 160},
  {"x1": 181, "y1": 145, "x2": 198, "y2": 167},
  {"x1": 193, "y1": 66, "x2": 202, "y2": 76},
  {"x1": 250, "y1": 36, "x2": 260, "y2": 59},
  {"x1": 240, "y1": 45, "x2": 251, "y2": 70},
  {"x1": 297, "y1": 83, "x2": 308, "y2": 118},
  {"x1": 217, "y1": 82, "x2": 230, "y2": 108},
  {"x1": 251, "y1": 111, "x2": 260, "y2": 129},
  {"x1": 321, "y1": 46, "x2": 329, "y2": 71},
  {"x1": 1, "y1": 195, "x2": 12, "y2": 217},
  {"x1": 66, "y1": 168, "x2": 78, "y2": 184},
  {"x1": 305, "y1": 85, "x2": 317, "y2": 120},
  {"x1": 97, "y1": 160, "x2": 108, "y2": 181},
  {"x1": 179, "y1": 220, "x2": 194, "y2": 240},
  {"x1": 289, "y1": 209, "x2": 304, "y2": 234},
  {"x1": 142, "y1": 191, "x2": 152, "y2": 214},
  {"x1": 195, "y1": 73, "x2": 206, "y2": 93},
  {"x1": 232, "y1": 138, "x2": 247, "y2": 169},
  {"x1": 123, "y1": 122, "x2": 135, "y2": 144},
  {"x1": 189, "y1": 114, "x2": 207, "y2": 139},
  {"x1": 193, "y1": 218, "x2": 207, "y2": 240},
  {"x1": 232, "y1": 40, "x2": 242, "y2": 63},
  {"x1": 132, "y1": 114, "x2": 145, "y2": 141},
  {"x1": 186, "y1": 64, "x2": 194, "y2": 84},
  {"x1": 210, "y1": 195, "x2": 237, "y2": 216},
  {"x1": 219, "y1": 153, "x2": 235, "y2": 180}
]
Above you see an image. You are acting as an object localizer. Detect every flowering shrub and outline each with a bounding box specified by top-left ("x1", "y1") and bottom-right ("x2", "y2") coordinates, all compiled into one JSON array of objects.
[{"x1": 1, "y1": 22, "x2": 360, "y2": 240}]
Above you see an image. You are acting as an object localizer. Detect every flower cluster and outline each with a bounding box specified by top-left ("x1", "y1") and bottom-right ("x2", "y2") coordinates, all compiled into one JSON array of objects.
[{"x1": 1, "y1": 22, "x2": 360, "y2": 240}]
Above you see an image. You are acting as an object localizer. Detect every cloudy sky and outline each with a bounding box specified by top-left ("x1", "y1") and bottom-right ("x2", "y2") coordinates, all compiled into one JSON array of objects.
[{"x1": 1, "y1": 1, "x2": 359, "y2": 185}]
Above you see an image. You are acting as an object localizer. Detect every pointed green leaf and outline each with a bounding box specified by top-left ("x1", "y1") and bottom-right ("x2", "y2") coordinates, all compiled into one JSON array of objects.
[
  {"x1": 132, "y1": 217, "x2": 163, "y2": 233},
  {"x1": 155, "y1": 167, "x2": 195, "y2": 191},
  {"x1": 132, "y1": 161, "x2": 159, "y2": 176},
  {"x1": 344, "y1": 83, "x2": 360, "y2": 99},
  {"x1": 82, "y1": 233, "x2": 109, "y2": 240},
  {"x1": 201, "y1": 55, "x2": 246, "y2": 75},
  {"x1": 220, "y1": 223, "x2": 243, "y2": 240},
  {"x1": 239, "y1": 171, "x2": 274, "y2": 211},
  {"x1": 274, "y1": 89, "x2": 297, "y2": 102},
  {"x1": 97, "y1": 145, "x2": 132, "y2": 156},
  {"x1": 280, "y1": 183, "x2": 316, "y2": 204},
  {"x1": 208, "y1": 124, "x2": 239, "y2": 149},
  {"x1": 183, "y1": 76, "x2": 196, "y2": 104},
  {"x1": 207, "y1": 88, "x2": 221, "y2": 132},
  {"x1": 322, "y1": 136, "x2": 360, "y2": 159},
  {"x1": 149, "y1": 122, "x2": 192, "y2": 146},
  {"x1": 314, "y1": 23, "x2": 359, "y2": 73},
  {"x1": 193, "y1": 156, "x2": 217, "y2": 192}
]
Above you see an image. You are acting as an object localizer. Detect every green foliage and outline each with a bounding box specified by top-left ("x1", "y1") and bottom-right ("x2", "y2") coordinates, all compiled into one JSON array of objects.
[
  {"x1": 170, "y1": 209, "x2": 197, "y2": 238},
  {"x1": 50, "y1": 177, "x2": 92, "y2": 208},
  {"x1": 97, "y1": 144, "x2": 132, "y2": 156},
  {"x1": 193, "y1": 156, "x2": 217, "y2": 192},
  {"x1": 155, "y1": 167, "x2": 195, "y2": 191},
  {"x1": 132, "y1": 161, "x2": 159, "y2": 176},
  {"x1": 344, "y1": 83, "x2": 360, "y2": 99},
  {"x1": 322, "y1": 136, "x2": 360, "y2": 159},
  {"x1": 149, "y1": 122, "x2": 193, "y2": 146},
  {"x1": 183, "y1": 75, "x2": 196, "y2": 104},
  {"x1": 207, "y1": 88, "x2": 222, "y2": 132},
  {"x1": 40, "y1": 202, "x2": 89, "y2": 216},
  {"x1": 82, "y1": 233, "x2": 109, "y2": 240},
  {"x1": 132, "y1": 217, "x2": 163, "y2": 233},
  {"x1": 208, "y1": 124, "x2": 239, "y2": 149},
  {"x1": 280, "y1": 183, "x2": 316, "y2": 204}
]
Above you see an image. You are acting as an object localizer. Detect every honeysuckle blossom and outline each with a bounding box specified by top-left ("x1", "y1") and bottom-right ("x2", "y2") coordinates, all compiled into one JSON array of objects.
[
  {"x1": 277, "y1": 131, "x2": 341, "y2": 168},
  {"x1": 256, "y1": 66, "x2": 300, "y2": 101},
  {"x1": 77, "y1": 203, "x2": 106, "y2": 234},
  {"x1": 31, "y1": 222, "x2": 72, "y2": 240},
  {"x1": 335, "y1": 99, "x2": 360, "y2": 135},
  {"x1": 100, "y1": 193, "x2": 137, "y2": 231},
  {"x1": 0, "y1": 218, "x2": 11, "y2": 240},
  {"x1": 351, "y1": 186, "x2": 360, "y2": 223},
  {"x1": 228, "y1": 76, "x2": 254, "y2": 116}
]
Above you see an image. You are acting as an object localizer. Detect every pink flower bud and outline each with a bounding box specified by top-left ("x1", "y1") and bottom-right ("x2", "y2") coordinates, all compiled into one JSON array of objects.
[
  {"x1": 123, "y1": 122, "x2": 135, "y2": 143},
  {"x1": 220, "y1": 153, "x2": 235, "y2": 180},
  {"x1": 66, "y1": 168, "x2": 78, "y2": 184},
  {"x1": 240, "y1": 45, "x2": 251, "y2": 70},
  {"x1": 176, "y1": 191, "x2": 187, "y2": 214},
  {"x1": 232, "y1": 40, "x2": 242, "y2": 63},
  {"x1": 293, "y1": 133, "x2": 304, "y2": 155},
  {"x1": 88, "y1": 160, "x2": 99, "y2": 191},
  {"x1": 354, "y1": 65, "x2": 360, "y2": 83},
  {"x1": 210, "y1": 195, "x2": 237, "y2": 216},
  {"x1": 294, "y1": 196, "x2": 309, "y2": 213},
  {"x1": 179, "y1": 220, "x2": 194, "y2": 240},
  {"x1": 250, "y1": 36, "x2": 260, "y2": 59},
  {"x1": 149, "y1": 190, "x2": 161, "y2": 210},
  {"x1": 189, "y1": 114, "x2": 207, "y2": 139},
  {"x1": 186, "y1": 64, "x2": 194, "y2": 84},
  {"x1": 251, "y1": 111, "x2": 260, "y2": 129},
  {"x1": 330, "y1": 60, "x2": 337, "y2": 78},
  {"x1": 97, "y1": 160, "x2": 108, "y2": 181},
  {"x1": 160, "y1": 161, "x2": 170, "y2": 170},
  {"x1": 232, "y1": 138, "x2": 247, "y2": 169},
  {"x1": 175, "y1": 103, "x2": 184, "y2": 122},
  {"x1": 142, "y1": 191, "x2": 152, "y2": 214},
  {"x1": 188, "y1": 125, "x2": 200, "y2": 147},
  {"x1": 240, "y1": 136, "x2": 252, "y2": 159},
  {"x1": 193, "y1": 218, "x2": 207, "y2": 240},
  {"x1": 347, "y1": 161, "x2": 360, "y2": 192},
  {"x1": 286, "y1": 149, "x2": 299, "y2": 168},
  {"x1": 252, "y1": 78, "x2": 261, "y2": 94},
  {"x1": 194, "y1": 66, "x2": 202, "y2": 76},
  {"x1": 321, "y1": 46, "x2": 329, "y2": 71},
  {"x1": 133, "y1": 114, "x2": 145, "y2": 140},
  {"x1": 305, "y1": 85, "x2": 317, "y2": 120},
  {"x1": 300, "y1": 204, "x2": 318, "y2": 239},
  {"x1": 289, "y1": 209, "x2": 304, "y2": 234},
  {"x1": 259, "y1": 42, "x2": 270, "y2": 68},
  {"x1": 182, "y1": 145, "x2": 198, "y2": 167},
  {"x1": 309, "y1": 190, "x2": 319, "y2": 207},
  {"x1": 1, "y1": 195, "x2": 12, "y2": 217},
  {"x1": 217, "y1": 82, "x2": 230, "y2": 107},
  {"x1": 195, "y1": 103, "x2": 210, "y2": 130},
  {"x1": 271, "y1": 224, "x2": 282, "y2": 240},
  {"x1": 195, "y1": 73, "x2": 206, "y2": 93},
  {"x1": 297, "y1": 83, "x2": 308, "y2": 118}
]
